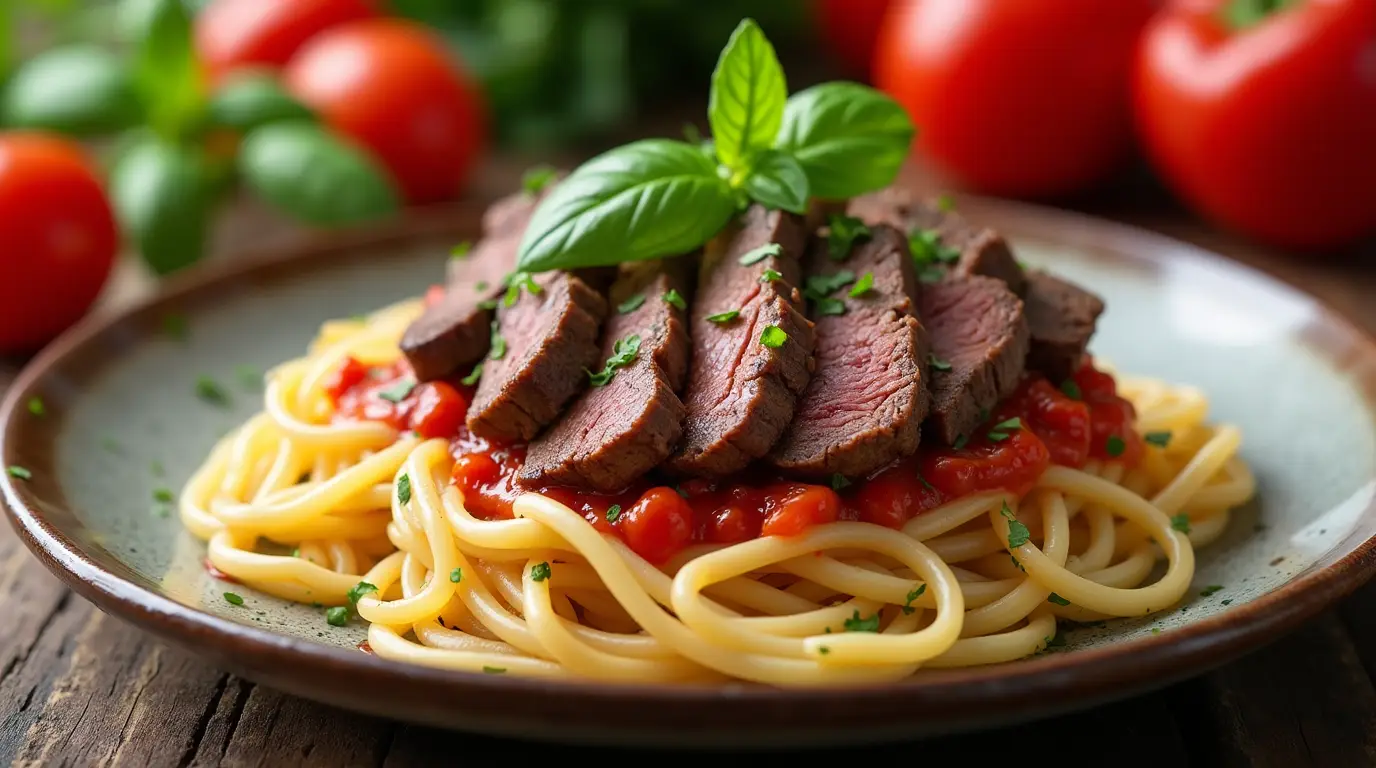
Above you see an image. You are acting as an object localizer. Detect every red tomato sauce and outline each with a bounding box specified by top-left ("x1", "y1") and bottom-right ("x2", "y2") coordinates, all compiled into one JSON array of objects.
[{"x1": 323, "y1": 356, "x2": 1142, "y2": 563}]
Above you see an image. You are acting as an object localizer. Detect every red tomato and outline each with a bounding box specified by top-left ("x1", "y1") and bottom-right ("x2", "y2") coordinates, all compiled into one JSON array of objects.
[
  {"x1": 0, "y1": 134, "x2": 117, "y2": 353},
  {"x1": 921, "y1": 427, "x2": 1051, "y2": 500},
  {"x1": 999, "y1": 377, "x2": 1092, "y2": 467},
  {"x1": 814, "y1": 0, "x2": 894, "y2": 77},
  {"x1": 194, "y1": 0, "x2": 376, "y2": 82},
  {"x1": 874, "y1": 0, "x2": 1156, "y2": 198},
  {"x1": 409, "y1": 381, "x2": 468, "y2": 439},
  {"x1": 1134, "y1": 0, "x2": 1376, "y2": 250},
  {"x1": 450, "y1": 451, "x2": 523, "y2": 520},
  {"x1": 849, "y1": 460, "x2": 944, "y2": 529},
  {"x1": 618, "y1": 488, "x2": 694, "y2": 563},
  {"x1": 322, "y1": 355, "x2": 369, "y2": 403},
  {"x1": 284, "y1": 19, "x2": 487, "y2": 205},
  {"x1": 690, "y1": 485, "x2": 764, "y2": 544},
  {"x1": 1071, "y1": 361, "x2": 1145, "y2": 467},
  {"x1": 759, "y1": 484, "x2": 842, "y2": 538}
]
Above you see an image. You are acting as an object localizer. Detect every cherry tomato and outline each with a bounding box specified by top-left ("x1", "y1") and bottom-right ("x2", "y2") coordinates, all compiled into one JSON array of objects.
[
  {"x1": 999, "y1": 377, "x2": 1092, "y2": 467},
  {"x1": 760, "y1": 484, "x2": 842, "y2": 538},
  {"x1": 284, "y1": 19, "x2": 487, "y2": 205},
  {"x1": 1134, "y1": 0, "x2": 1376, "y2": 250},
  {"x1": 690, "y1": 485, "x2": 764, "y2": 544},
  {"x1": 618, "y1": 488, "x2": 694, "y2": 564},
  {"x1": 409, "y1": 381, "x2": 468, "y2": 439},
  {"x1": 1071, "y1": 360, "x2": 1144, "y2": 467},
  {"x1": 194, "y1": 0, "x2": 377, "y2": 82},
  {"x1": 849, "y1": 459, "x2": 945, "y2": 529},
  {"x1": 921, "y1": 427, "x2": 1051, "y2": 500},
  {"x1": 322, "y1": 355, "x2": 369, "y2": 403},
  {"x1": 814, "y1": 0, "x2": 894, "y2": 77},
  {"x1": 450, "y1": 451, "x2": 522, "y2": 520},
  {"x1": 874, "y1": 0, "x2": 1156, "y2": 198},
  {"x1": 0, "y1": 134, "x2": 117, "y2": 353}
]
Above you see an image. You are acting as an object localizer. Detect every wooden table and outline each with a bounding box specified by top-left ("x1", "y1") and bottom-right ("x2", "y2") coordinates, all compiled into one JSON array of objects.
[{"x1": 3, "y1": 158, "x2": 1376, "y2": 766}]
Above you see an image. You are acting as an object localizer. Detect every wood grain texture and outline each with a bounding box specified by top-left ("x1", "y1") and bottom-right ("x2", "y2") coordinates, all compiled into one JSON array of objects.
[{"x1": 2, "y1": 167, "x2": 1375, "y2": 764}]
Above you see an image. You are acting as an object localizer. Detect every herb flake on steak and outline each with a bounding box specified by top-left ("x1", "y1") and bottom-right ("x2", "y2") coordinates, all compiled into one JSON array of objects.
[
  {"x1": 920, "y1": 275, "x2": 1030, "y2": 446},
  {"x1": 1024, "y1": 270, "x2": 1105, "y2": 383},
  {"x1": 770, "y1": 224, "x2": 931, "y2": 478},
  {"x1": 521, "y1": 259, "x2": 691, "y2": 492},
  {"x1": 667, "y1": 205, "x2": 816, "y2": 477}
]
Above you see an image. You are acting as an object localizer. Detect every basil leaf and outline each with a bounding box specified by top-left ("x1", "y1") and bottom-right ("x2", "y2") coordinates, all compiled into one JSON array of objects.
[
  {"x1": 776, "y1": 82, "x2": 915, "y2": 200},
  {"x1": 517, "y1": 139, "x2": 736, "y2": 272},
  {"x1": 1, "y1": 46, "x2": 140, "y2": 135},
  {"x1": 207, "y1": 73, "x2": 314, "y2": 132},
  {"x1": 741, "y1": 148, "x2": 809, "y2": 214},
  {"x1": 239, "y1": 122, "x2": 400, "y2": 226},
  {"x1": 707, "y1": 18, "x2": 787, "y2": 171},
  {"x1": 110, "y1": 136, "x2": 209, "y2": 275},
  {"x1": 129, "y1": 0, "x2": 203, "y2": 141}
]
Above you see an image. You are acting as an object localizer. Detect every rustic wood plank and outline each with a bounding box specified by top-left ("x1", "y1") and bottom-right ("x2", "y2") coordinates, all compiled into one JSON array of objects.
[
  {"x1": 1167, "y1": 613, "x2": 1376, "y2": 767},
  {"x1": 216, "y1": 686, "x2": 394, "y2": 768},
  {"x1": 1338, "y1": 578, "x2": 1376, "y2": 689}
]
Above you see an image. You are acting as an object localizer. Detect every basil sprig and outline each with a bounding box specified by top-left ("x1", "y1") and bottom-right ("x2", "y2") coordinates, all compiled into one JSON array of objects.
[{"x1": 516, "y1": 18, "x2": 915, "y2": 274}]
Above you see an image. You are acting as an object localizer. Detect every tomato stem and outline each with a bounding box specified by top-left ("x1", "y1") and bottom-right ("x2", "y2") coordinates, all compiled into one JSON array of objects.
[{"x1": 1221, "y1": 0, "x2": 1302, "y2": 30}]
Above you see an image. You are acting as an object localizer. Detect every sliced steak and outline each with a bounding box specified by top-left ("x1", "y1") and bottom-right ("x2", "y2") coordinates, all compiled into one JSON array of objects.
[
  {"x1": 1024, "y1": 270, "x2": 1105, "y2": 383},
  {"x1": 520, "y1": 259, "x2": 692, "y2": 491},
  {"x1": 921, "y1": 276, "x2": 1030, "y2": 446},
  {"x1": 667, "y1": 206, "x2": 816, "y2": 477},
  {"x1": 465, "y1": 271, "x2": 607, "y2": 443},
  {"x1": 480, "y1": 176, "x2": 562, "y2": 239},
  {"x1": 849, "y1": 187, "x2": 1026, "y2": 295},
  {"x1": 770, "y1": 225, "x2": 930, "y2": 478}
]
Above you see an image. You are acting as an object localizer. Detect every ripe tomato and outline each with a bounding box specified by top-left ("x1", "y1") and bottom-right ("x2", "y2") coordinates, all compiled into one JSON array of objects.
[
  {"x1": 194, "y1": 0, "x2": 377, "y2": 83},
  {"x1": 284, "y1": 19, "x2": 487, "y2": 205},
  {"x1": 1134, "y1": 0, "x2": 1376, "y2": 250},
  {"x1": 874, "y1": 0, "x2": 1157, "y2": 198},
  {"x1": 0, "y1": 134, "x2": 118, "y2": 353},
  {"x1": 814, "y1": 0, "x2": 894, "y2": 77}
]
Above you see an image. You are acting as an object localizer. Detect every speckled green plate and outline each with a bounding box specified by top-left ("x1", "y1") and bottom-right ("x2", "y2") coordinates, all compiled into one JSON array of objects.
[{"x1": 4, "y1": 199, "x2": 1376, "y2": 749}]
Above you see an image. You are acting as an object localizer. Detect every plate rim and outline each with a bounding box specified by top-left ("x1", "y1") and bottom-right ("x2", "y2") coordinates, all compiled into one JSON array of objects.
[{"x1": 4, "y1": 196, "x2": 1376, "y2": 742}]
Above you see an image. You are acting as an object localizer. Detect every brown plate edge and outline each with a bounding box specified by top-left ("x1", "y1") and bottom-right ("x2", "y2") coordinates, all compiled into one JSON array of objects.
[{"x1": 3, "y1": 197, "x2": 1376, "y2": 748}]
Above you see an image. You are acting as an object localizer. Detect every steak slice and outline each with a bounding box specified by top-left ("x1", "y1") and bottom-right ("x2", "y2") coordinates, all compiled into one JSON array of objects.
[
  {"x1": 667, "y1": 205, "x2": 816, "y2": 477},
  {"x1": 921, "y1": 276, "x2": 1030, "y2": 446},
  {"x1": 1024, "y1": 270, "x2": 1105, "y2": 383},
  {"x1": 465, "y1": 271, "x2": 607, "y2": 443},
  {"x1": 770, "y1": 225, "x2": 930, "y2": 478},
  {"x1": 520, "y1": 259, "x2": 692, "y2": 492},
  {"x1": 849, "y1": 186, "x2": 1026, "y2": 295}
]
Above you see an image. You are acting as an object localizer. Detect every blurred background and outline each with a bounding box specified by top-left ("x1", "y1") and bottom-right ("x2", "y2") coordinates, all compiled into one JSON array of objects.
[{"x1": 1, "y1": 0, "x2": 1373, "y2": 353}]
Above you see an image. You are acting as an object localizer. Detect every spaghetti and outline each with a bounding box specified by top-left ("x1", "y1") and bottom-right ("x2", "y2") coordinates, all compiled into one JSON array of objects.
[{"x1": 180, "y1": 299, "x2": 1255, "y2": 686}]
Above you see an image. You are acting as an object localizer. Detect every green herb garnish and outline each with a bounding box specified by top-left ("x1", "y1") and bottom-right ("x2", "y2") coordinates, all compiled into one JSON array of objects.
[
  {"x1": 606, "y1": 504, "x2": 623, "y2": 523},
  {"x1": 739, "y1": 242, "x2": 782, "y2": 266},
  {"x1": 378, "y1": 379, "x2": 416, "y2": 403},
  {"x1": 760, "y1": 325, "x2": 787, "y2": 348},
  {"x1": 588, "y1": 335, "x2": 642, "y2": 386},
  {"x1": 460, "y1": 365, "x2": 483, "y2": 386},
  {"x1": 952, "y1": 434, "x2": 968, "y2": 450},
  {"x1": 987, "y1": 417, "x2": 1022, "y2": 442},
  {"x1": 483, "y1": 665, "x2": 507, "y2": 674},
  {"x1": 848, "y1": 272, "x2": 875, "y2": 297},
  {"x1": 815, "y1": 298, "x2": 846, "y2": 316},
  {"x1": 663, "y1": 289, "x2": 687, "y2": 310},
  {"x1": 195, "y1": 376, "x2": 230, "y2": 406},
  {"x1": 1048, "y1": 593, "x2": 1071, "y2": 606},
  {"x1": 826, "y1": 215, "x2": 870, "y2": 261},
  {"x1": 901, "y1": 584, "x2": 926, "y2": 615},
  {"x1": 842, "y1": 609, "x2": 880, "y2": 633},
  {"x1": 502, "y1": 271, "x2": 542, "y2": 307},
  {"x1": 1106, "y1": 435, "x2": 1126, "y2": 458},
  {"x1": 1145, "y1": 431, "x2": 1172, "y2": 448},
  {"x1": 706, "y1": 309, "x2": 741, "y2": 324},
  {"x1": 450, "y1": 568, "x2": 463, "y2": 583},
  {"x1": 489, "y1": 321, "x2": 507, "y2": 360},
  {"x1": 760, "y1": 268, "x2": 782, "y2": 282},
  {"x1": 153, "y1": 487, "x2": 174, "y2": 503},
  {"x1": 397, "y1": 474, "x2": 412, "y2": 505},
  {"x1": 804, "y1": 270, "x2": 855, "y2": 299},
  {"x1": 1060, "y1": 380, "x2": 1082, "y2": 400},
  {"x1": 1171, "y1": 513, "x2": 1192, "y2": 534},
  {"x1": 1001, "y1": 502, "x2": 1031, "y2": 548},
  {"x1": 617, "y1": 293, "x2": 647, "y2": 314},
  {"x1": 223, "y1": 592, "x2": 244, "y2": 606},
  {"x1": 7, "y1": 465, "x2": 32, "y2": 480},
  {"x1": 450, "y1": 241, "x2": 472, "y2": 259},
  {"x1": 522, "y1": 165, "x2": 557, "y2": 195},
  {"x1": 1200, "y1": 585, "x2": 1224, "y2": 597},
  {"x1": 27, "y1": 397, "x2": 45, "y2": 417},
  {"x1": 917, "y1": 473, "x2": 935, "y2": 492},
  {"x1": 927, "y1": 354, "x2": 952, "y2": 372},
  {"x1": 347, "y1": 581, "x2": 378, "y2": 604},
  {"x1": 325, "y1": 606, "x2": 350, "y2": 627},
  {"x1": 908, "y1": 228, "x2": 959, "y2": 266},
  {"x1": 830, "y1": 474, "x2": 851, "y2": 491},
  {"x1": 531, "y1": 562, "x2": 552, "y2": 582}
]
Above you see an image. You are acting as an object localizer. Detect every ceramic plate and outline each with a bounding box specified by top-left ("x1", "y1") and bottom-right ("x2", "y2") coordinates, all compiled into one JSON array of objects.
[{"x1": 4, "y1": 199, "x2": 1376, "y2": 749}]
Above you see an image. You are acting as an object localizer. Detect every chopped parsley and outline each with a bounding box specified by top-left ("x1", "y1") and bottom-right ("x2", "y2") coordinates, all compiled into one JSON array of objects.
[
  {"x1": 489, "y1": 321, "x2": 507, "y2": 360},
  {"x1": 6, "y1": 465, "x2": 31, "y2": 480},
  {"x1": 588, "y1": 334, "x2": 642, "y2": 386},
  {"x1": 617, "y1": 293, "x2": 646, "y2": 314},
  {"x1": 739, "y1": 242, "x2": 782, "y2": 265},
  {"x1": 347, "y1": 581, "x2": 379, "y2": 604},
  {"x1": 804, "y1": 270, "x2": 855, "y2": 299},
  {"x1": 1199, "y1": 585, "x2": 1224, "y2": 597},
  {"x1": 1011, "y1": 554, "x2": 1025, "y2": 572},
  {"x1": 530, "y1": 562, "x2": 552, "y2": 582},
  {"x1": 325, "y1": 606, "x2": 350, "y2": 627},
  {"x1": 1047, "y1": 593, "x2": 1071, "y2": 606},
  {"x1": 917, "y1": 473, "x2": 935, "y2": 492},
  {"x1": 927, "y1": 354, "x2": 952, "y2": 372},
  {"x1": 1001, "y1": 502, "x2": 1031, "y2": 548},
  {"x1": 460, "y1": 365, "x2": 483, "y2": 386},
  {"x1": 987, "y1": 417, "x2": 1022, "y2": 442},
  {"x1": 818, "y1": 646, "x2": 831, "y2": 655},
  {"x1": 522, "y1": 164, "x2": 557, "y2": 195},
  {"x1": 936, "y1": 193, "x2": 955, "y2": 212},
  {"x1": 502, "y1": 271, "x2": 542, "y2": 307},
  {"x1": 952, "y1": 434, "x2": 969, "y2": 450},
  {"x1": 815, "y1": 297, "x2": 846, "y2": 316},
  {"x1": 27, "y1": 397, "x2": 45, "y2": 417},
  {"x1": 1144, "y1": 431, "x2": 1173, "y2": 448},
  {"x1": 843, "y1": 609, "x2": 880, "y2": 633},
  {"x1": 195, "y1": 376, "x2": 230, "y2": 406},
  {"x1": 848, "y1": 272, "x2": 875, "y2": 297},
  {"x1": 161, "y1": 312, "x2": 189, "y2": 341},
  {"x1": 1151, "y1": 627, "x2": 1162, "y2": 635},
  {"x1": 760, "y1": 326, "x2": 788, "y2": 348},
  {"x1": 673, "y1": 485, "x2": 689, "y2": 498},
  {"x1": 760, "y1": 268, "x2": 782, "y2": 282},
  {"x1": 397, "y1": 473, "x2": 412, "y2": 505},
  {"x1": 1060, "y1": 380, "x2": 1082, "y2": 400},
  {"x1": 223, "y1": 592, "x2": 244, "y2": 606},
  {"x1": 1170, "y1": 513, "x2": 1192, "y2": 534},
  {"x1": 450, "y1": 241, "x2": 472, "y2": 259},
  {"x1": 483, "y1": 665, "x2": 507, "y2": 674},
  {"x1": 908, "y1": 228, "x2": 959, "y2": 266},
  {"x1": 706, "y1": 309, "x2": 741, "y2": 324},
  {"x1": 901, "y1": 584, "x2": 926, "y2": 615},
  {"x1": 1045, "y1": 629, "x2": 1067, "y2": 649},
  {"x1": 450, "y1": 568, "x2": 463, "y2": 583},
  {"x1": 478, "y1": 298, "x2": 499, "y2": 310},
  {"x1": 826, "y1": 214, "x2": 871, "y2": 261},
  {"x1": 1221, "y1": 599, "x2": 1233, "y2": 606},
  {"x1": 153, "y1": 487, "x2": 175, "y2": 503},
  {"x1": 378, "y1": 379, "x2": 416, "y2": 403},
  {"x1": 1105, "y1": 435, "x2": 1126, "y2": 458},
  {"x1": 830, "y1": 474, "x2": 851, "y2": 492},
  {"x1": 663, "y1": 289, "x2": 687, "y2": 310},
  {"x1": 606, "y1": 504, "x2": 623, "y2": 523}
]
